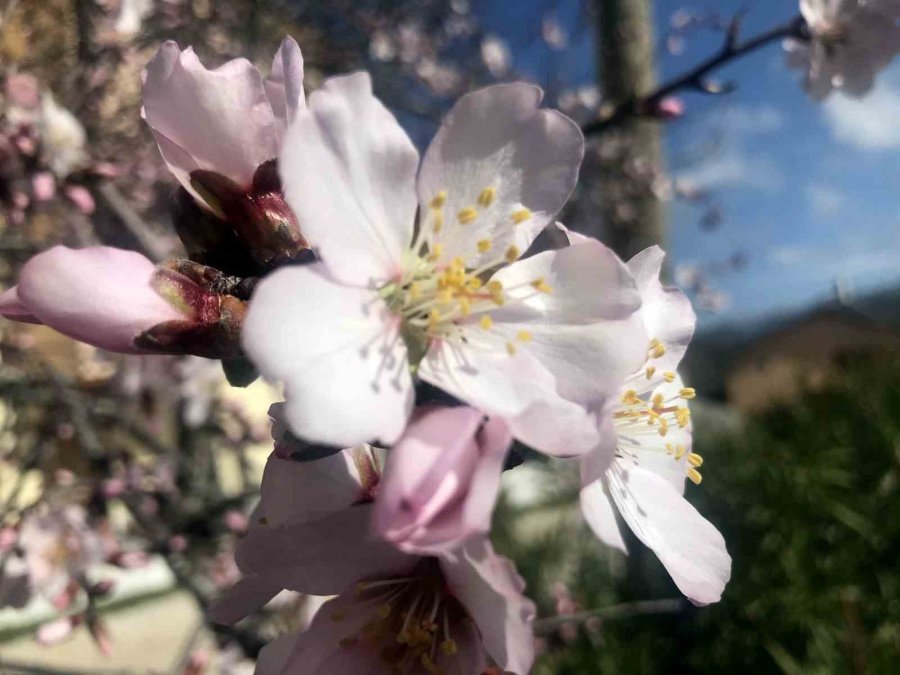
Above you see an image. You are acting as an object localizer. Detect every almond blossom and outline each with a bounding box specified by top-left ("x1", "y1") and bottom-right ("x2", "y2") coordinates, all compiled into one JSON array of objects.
[
  {"x1": 577, "y1": 244, "x2": 732, "y2": 605},
  {"x1": 213, "y1": 445, "x2": 535, "y2": 674},
  {"x1": 785, "y1": 0, "x2": 900, "y2": 99},
  {"x1": 242, "y1": 74, "x2": 645, "y2": 455}
]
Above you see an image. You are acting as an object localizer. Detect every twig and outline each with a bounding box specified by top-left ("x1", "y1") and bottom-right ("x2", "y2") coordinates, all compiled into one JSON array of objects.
[
  {"x1": 583, "y1": 14, "x2": 806, "y2": 135},
  {"x1": 94, "y1": 182, "x2": 171, "y2": 262},
  {"x1": 533, "y1": 598, "x2": 684, "y2": 635}
]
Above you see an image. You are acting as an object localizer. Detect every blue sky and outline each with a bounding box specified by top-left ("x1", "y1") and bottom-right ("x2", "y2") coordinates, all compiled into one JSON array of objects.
[{"x1": 470, "y1": 0, "x2": 900, "y2": 330}]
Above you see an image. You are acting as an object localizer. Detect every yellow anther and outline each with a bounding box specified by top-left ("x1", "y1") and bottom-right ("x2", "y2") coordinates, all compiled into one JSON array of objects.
[
  {"x1": 511, "y1": 208, "x2": 532, "y2": 224},
  {"x1": 467, "y1": 277, "x2": 483, "y2": 291},
  {"x1": 450, "y1": 256, "x2": 465, "y2": 270},
  {"x1": 674, "y1": 444, "x2": 686, "y2": 460},
  {"x1": 432, "y1": 210, "x2": 444, "y2": 233},
  {"x1": 441, "y1": 639, "x2": 459, "y2": 655},
  {"x1": 516, "y1": 330, "x2": 532, "y2": 342},
  {"x1": 408, "y1": 282, "x2": 421, "y2": 300},
  {"x1": 658, "y1": 417, "x2": 669, "y2": 437},
  {"x1": 687, "y1": 452, "x2": 703, "y2": 467},
  {"x1": 621, "y1": 389, "x2": 641, "y2": 406},
  {"x1": 428, "y1": 309, "x2": 441, "y2": 328},
  {"x1": 687, "y1": 468, "x2": 703, "y2": 485},
  {"x1": 505, "y1": 245, "x2": 520, "y2": 262},
  {"x1": 377, "y1": 604, "x2": 392, "y2": 619},
  {"x1": 421, "y1": 653, "x2": 437, "y2": 672},
  {"x1": 506, "y1": 341, "x2": 518, "y2": 356},
  {"x1": 477, "y1": 187, "x2": 496, "y2": 208},
  {"x1": 676, "y1": 407, "x2": 691, "y2": 428},
  {"x1": 477, "y1": 238, "x2": 492, "y2": 253},
  {"x1": 459, "y1": 296, "x2": 472, "y2": 316},
  {"x1": 430, "y1": 191, "x2": 447, "y2": 209},
  {"x1": 680, "y1": 387, "x2": 696, "y2": 400},
  {"x1": 663, "y1": 370, "x2": 676, "y2": 383},
  {"x1": 649, "y1": 338, "x2": 662, "y2": 349},
  {"x1": 531, "y1": 277, "x2": 553, "y2": 294},
  {"x1": 645, "y1": 365, "x2": 656, "y2": 379},
  {"x1": 651, "y1": 343, "x2": 667, "y2": 359},
  {"x1": 457, "y1": 207, "x2": 478, "y2": 224},
  {"x1": 427, "y1": 244, "x2": 443, "y2": 262},
  {"x1": 479, "y1": 314, "x2": 494, "y2": 330},
  {"x1": 330, "y1": 610, "x2": 346, "y2": 622},
  {"x1": 488, "y1": 279, "x2": 505, "y2": 305},
  {"x1": 438, "y1": 288, "x2": 453, "y2": 304},
  {"x1": 651, "y1": 393, "x2": 664, "y2": 409},
  {"x1": 665, "y1": 442, "x2": 674, "y2": 455}
]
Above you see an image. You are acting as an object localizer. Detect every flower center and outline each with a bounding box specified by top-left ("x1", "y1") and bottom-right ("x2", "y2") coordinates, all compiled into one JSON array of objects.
[
  {"x1": 612, "y1": 338, "x2": 704, "y2": 485},
  {"x1": 380, "y1": 187, "x2": 551, "y2": 367},
  {"x1": 332, "y1": 559, "x2": 465, "y2": 672}
]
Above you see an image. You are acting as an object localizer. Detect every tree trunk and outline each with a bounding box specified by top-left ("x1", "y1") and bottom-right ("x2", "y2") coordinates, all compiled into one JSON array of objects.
[{"x1": 575, "y1": 0, "x2": 666, "y2": 261}]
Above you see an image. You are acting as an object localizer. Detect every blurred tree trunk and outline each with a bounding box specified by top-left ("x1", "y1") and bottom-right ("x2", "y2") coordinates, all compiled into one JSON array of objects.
[{"x1": 575, "y1": 0, "x2": 666, "y2": 261}]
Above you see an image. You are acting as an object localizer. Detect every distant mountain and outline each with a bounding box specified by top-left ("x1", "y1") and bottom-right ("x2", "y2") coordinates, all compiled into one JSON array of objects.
[{"x1": 683, "y1": 283, "x2": 900, "y2": 399}]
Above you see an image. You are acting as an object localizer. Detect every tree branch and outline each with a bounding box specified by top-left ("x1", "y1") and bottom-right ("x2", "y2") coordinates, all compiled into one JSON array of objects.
[
  {"x1": 584, "y1": 14, "x2": 807, "y2": 136},
  {"x1": 533, "y1": 598, "x2": 684, "y2": 635}
]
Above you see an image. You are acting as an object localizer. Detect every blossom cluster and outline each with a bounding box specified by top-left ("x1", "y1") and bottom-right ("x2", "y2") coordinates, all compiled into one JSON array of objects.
[{"x1": 1, "y1": 36, "x2": 732, "y2": 672}]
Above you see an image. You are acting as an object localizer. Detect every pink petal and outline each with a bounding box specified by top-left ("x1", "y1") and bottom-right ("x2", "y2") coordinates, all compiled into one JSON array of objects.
[
  {"x1": 374, "y1": 406, "x2": 511, "y2": 554},
  {"x1": 279, "y1": 72, "x2": 418, "y2": 286},
  {"x1": 0, "y1": 286, "x2": 43, "y2": 324},
  {"x1": 417, "y1": 83, "x2": 584, "y2": 267},
  {"x1": 243, "y1": 263, "x2": 413, "y2": 447},
  {"x1": 235, "y1": 504, "x2": 416, "y2": 596},
  {"x1": 16, "y1": 246, "x2": 185, "y2": 353},
  {"x1": 265, "y1": 36, "x2": 305, "y2": 137},
  {"x1": 256, "y1": 449, "x2": 370, "y2": 529},
  {"x1": 208, "y1": 574, "x2": 282, "y2": 625},
  {"x1": 440, "y1": 537, "x2": 536, "y2": 674},
  {"x1": 142, "y1": 42, "x2": 280, "y2": 190}
]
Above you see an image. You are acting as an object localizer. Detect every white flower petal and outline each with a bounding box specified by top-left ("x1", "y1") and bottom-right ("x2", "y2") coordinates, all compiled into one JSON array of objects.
[
  {"x1": 608, "y1": 464, "x2": 731, "y2": 605},
  {"x1": 418, "y1": 83, "x2": 583, "y2": 266},
  {"x1": 279, "y1": 72, "x2": 419, "y2": 286},
  {"x1": 580, "y1": 479, "x2": 627, "y2": 553},
  {"x1": 419, "y1": 342, "x2": 599, "y2": 456},
  {"x1": 265, "y1": 36, "x2": 305, "y2": 137},
  {"x1": 627, "y1": 246, "x2": 695, "y2": 373},
  {"x1": 242, "y1": 264, "x2": 413, "y2": 446},
  {"x1": 439, "y1": 538, "x2": 536, "y2": 675}
]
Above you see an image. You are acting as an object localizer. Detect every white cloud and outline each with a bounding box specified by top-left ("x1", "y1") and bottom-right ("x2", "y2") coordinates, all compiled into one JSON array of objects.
[
  {"x1": 805, "y1": 182, "x2": 845, "y2": 217},
  {"x1": 675, "y1": 152, "x2": 783, "y2": 193},
  {"x1": 823, "y1": 79, "x2": 900, "y2": 150}
]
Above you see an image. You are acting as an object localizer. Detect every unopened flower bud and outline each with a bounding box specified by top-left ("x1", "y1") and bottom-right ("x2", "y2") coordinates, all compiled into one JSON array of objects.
[{"x1": 189, "y1": 160, "x2": 308, "y2": 269}]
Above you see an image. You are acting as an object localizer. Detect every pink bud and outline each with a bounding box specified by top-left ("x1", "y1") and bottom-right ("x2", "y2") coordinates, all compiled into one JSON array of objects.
[
  {"x1": 224, "y1": 510, "x2": 249, "y2": 535},
  {"x1": 2, "y1": 246, "x2": 185, "y2": 353},
  {"x1": 0, "y1": 526, "x2": 18, "y2": 551},
  {"x1": 373, "y1": 406, "x2": 512, "y2": 555},
  {"x1": 63, "y1": 185, "x2": 96, "y2": 214},
  {"x1": 654, "y1": 96, "x2": 685, "y2": 120},
  {"x1": 5, "y1": 74, "x2": 40, "y2": 109},
  {"x1": 32, "y1": 172, "x2": 56, "y2": 201}
]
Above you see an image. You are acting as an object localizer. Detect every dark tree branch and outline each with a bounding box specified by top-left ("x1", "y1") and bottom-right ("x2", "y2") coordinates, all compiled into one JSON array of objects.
[{"x1": 584, "y1": 14, "x2": 807, "y2": 136}]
